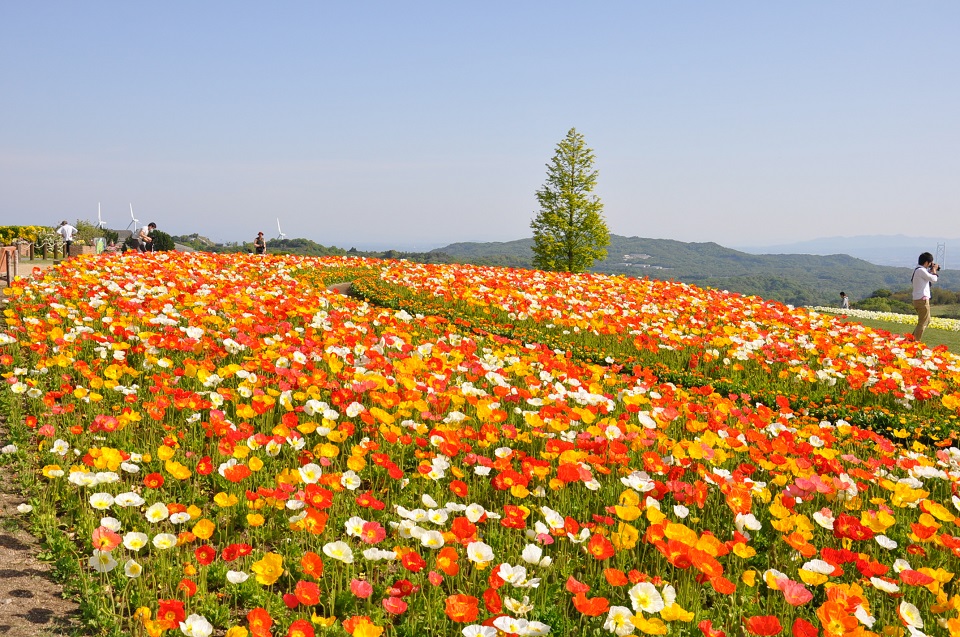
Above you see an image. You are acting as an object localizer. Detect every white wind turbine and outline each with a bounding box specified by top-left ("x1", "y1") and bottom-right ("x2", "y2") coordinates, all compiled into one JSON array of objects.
[
  {"x1": 126, "y1": 204, "x2": 140, "y2": 233},
  {"x1": 96, "y1": 202, "x2": 106, "y2": 229},
  {"x1": 276, "y1": 218, "x2": 287, "y2": 241}
]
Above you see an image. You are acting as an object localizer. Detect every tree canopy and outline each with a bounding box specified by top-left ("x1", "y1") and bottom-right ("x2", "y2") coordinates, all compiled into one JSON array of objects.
[{"x1": 530, "y1": 127, "x2": 610, "y2": 273}]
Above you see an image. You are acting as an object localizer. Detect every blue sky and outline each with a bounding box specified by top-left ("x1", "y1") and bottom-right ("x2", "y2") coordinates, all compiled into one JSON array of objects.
[{"x1": 2, "y1": 2, "x2": 958, "y2": 250}]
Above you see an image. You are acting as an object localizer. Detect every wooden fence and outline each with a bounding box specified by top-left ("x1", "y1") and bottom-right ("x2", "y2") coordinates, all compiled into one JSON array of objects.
[{"x1": 1, "y1": 247, "x2": 19, "y2": 285}]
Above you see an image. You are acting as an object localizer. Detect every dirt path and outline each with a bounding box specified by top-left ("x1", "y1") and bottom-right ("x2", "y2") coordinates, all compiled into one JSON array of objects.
[
  {"x1": 1, "y1": 261, "x2": 82, "y2": 635},
  {"x1": 0, "y1": 424, "x2": 81, "y2": 636},
  {"x1": 1, "y1": 261, "x2": 57, "y2": 288}
]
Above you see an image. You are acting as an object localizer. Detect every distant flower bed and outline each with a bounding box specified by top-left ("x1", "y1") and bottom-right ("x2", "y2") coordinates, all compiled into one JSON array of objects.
[
  {"x1": 811, "y1": 307, "x2": 960, "y2": 332},
  {"x1": 0, "y1": 225, "x2": 51, "y2": 244}
]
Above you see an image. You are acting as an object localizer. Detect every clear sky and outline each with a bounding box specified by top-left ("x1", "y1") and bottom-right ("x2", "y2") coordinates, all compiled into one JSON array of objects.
[{"x1": 2, "y1": 2, "x2": 958, "y2": 250}]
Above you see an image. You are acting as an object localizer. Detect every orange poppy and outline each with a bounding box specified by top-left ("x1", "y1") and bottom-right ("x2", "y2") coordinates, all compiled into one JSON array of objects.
[
  {"x1": 573, "y1": 592, "x2": 610, "y2": 617},
  {"x1": 435, "y1": 546, "x2": 460, "y2": 576},
  {"x1": 300, "y1": 551, "x2": 324, "y2": 580},
  {"x1": 444, "y1": 594, "x2": 479, "y2": 623},
  {"x1": 603, "y1": 568, "x2": 628, "y2": 586}
]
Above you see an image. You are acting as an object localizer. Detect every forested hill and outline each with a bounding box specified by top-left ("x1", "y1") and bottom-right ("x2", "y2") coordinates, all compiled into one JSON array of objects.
[{"x1": 431, "y1": 234, "x2": 958, "y2": 307}]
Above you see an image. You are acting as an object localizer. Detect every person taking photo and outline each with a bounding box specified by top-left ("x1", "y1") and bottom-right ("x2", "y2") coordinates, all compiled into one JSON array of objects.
[{"x1": 912, "y1": 252, "x2": 940, "y2": 341}]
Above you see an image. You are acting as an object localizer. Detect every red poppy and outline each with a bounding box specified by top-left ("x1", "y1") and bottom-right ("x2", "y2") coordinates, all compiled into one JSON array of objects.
[
  {"x1": 833, "y1": 514, "x2": 874, "y2": 541},
  {"x1": 906, "y1": 544, "x2": 928, "y2": 557},
  {"x1": 699, "y1": 620, "x2": 727, "y2": 637},
  {"x1": 587, "y1": 533, "x2": 615, "y2": 560},
  {"x1": 911, "y1": 522, "x2": 938, "y2": 540},
  {"x1": 445, "y1": 594, "x2": 479, "y2": 623},
  {"x1": 295, "y1": 580, "x2": 321, "y2": 606},
  {"x1": 501, "y1": 505, "x2": 529, "y2": 529},
  {"x1": 450, "y1": 517, "x2": 478, "y2": 543},
  {"x1": 401, "y1": 550, "x2": 426, "y2": 573},
  {"x1": 157, "y1": 599, "x2": 185, "y2": 630},
  {"x1": 144, "y1": 472, "x2": 165, "y2": 489},
  {"x1": 387, "y1": 579, "x2": 419, "y2": 597},
  {"x1": 287, "y1": 619, "x2": 315, "y2": 637},
  {"x1": 556, "y1": 463, "x2": 582, "y2": 484},
  {"x1": 195, "y1": 455, "x2": 213, "y2": 475},
  {"x1": 745, "y1": 615, "x2": 782, "y2": 636},
  {"x1": 482, "y1": 587, "x2": 502, "y2": 614},
  {"x1": 791, "y1": 618, "x2": 817, "y2": 637},
  {"x1": 565, "y1": 576, "x2": 591, "y2": 594},
  {"x1": 355, "y1": 491, "x2": 386, "y2": 510},
  {"x1": 488, "y1": 566, "x2": 505, "y2": 590},
  {"x1": 449, "y1": 480, "x2": 469, "y2": 497},
  {"x1": 900, "y1": 569, "x2": 935, "y2": 586},
  {"x1": 222, "y1": 463, "x2": 252, "y2": 483},
  {"x1": 222, "y1": 543, "x2": 253, "y2": 562},
  {"x1": 658, "y1": 539, "x2": 692, "y2": 569},
  {"x1": 382, "y1": 596, "x2": 408, "y2": 615},
  {"x1": 194, "y1": 545, "x2": 216, "y2": 566}
]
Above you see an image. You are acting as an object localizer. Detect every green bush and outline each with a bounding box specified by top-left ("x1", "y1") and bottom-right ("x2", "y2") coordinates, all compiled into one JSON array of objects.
[{"x1": 853, "y1": 296, "x2": 913, "y2": 314}]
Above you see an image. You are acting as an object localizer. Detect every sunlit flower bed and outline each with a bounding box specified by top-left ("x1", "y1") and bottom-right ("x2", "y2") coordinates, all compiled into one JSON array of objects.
[
  {"x1": 811, "y1": 308, "x2": 960, "y2": 333},
  {"x1": 3, "y1": 252, "x2": 960, "y2": 637},
  {"x1": 369, "y1": 262, "x2": 960, "y2": 417}
]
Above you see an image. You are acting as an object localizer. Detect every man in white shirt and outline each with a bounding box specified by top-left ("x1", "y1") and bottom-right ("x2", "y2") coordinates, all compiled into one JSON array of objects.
[
  {"x1": 56, "y1": 220, "x2": 78, "y2": 257},
  {"x1": 912, "y1": 251, "x2": 940, "y2": 341},
  {"x1": 138, "y1": 222, "x2": 157, "y2": 252}
]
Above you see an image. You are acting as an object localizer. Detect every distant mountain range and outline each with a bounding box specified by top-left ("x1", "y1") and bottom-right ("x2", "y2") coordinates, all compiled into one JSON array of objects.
[
  {"x1": 430, "y1": 234, "x2": 958, "y2": 307},
  {"x1": 734, "y1": 235, "x2": 955, "y2": 268}
]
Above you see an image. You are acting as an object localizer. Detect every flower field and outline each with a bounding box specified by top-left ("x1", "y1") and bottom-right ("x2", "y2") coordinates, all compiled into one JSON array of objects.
[{"x1": 3, "y1": 252, "x2": 960, "y2": 637}]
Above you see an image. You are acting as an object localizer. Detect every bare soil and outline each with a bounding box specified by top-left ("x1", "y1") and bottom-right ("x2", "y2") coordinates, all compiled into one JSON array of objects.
[
  {"x1": 1, "y1": 261, "x2": 83, "y2": 635},
  {"x1": 0, "y1": 437, "x2": 82, "y2": 636}
]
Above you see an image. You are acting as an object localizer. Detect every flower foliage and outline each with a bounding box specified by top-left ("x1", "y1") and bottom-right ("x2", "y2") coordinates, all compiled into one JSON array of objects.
[{"x1": 3, "y1": 252, "x2": 960, "y2": 636}]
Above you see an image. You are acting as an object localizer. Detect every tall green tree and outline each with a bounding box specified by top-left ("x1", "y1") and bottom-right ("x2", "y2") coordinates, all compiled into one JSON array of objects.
[{"x1": 530, "y1": 127, "x2": 610, "y2": 273}]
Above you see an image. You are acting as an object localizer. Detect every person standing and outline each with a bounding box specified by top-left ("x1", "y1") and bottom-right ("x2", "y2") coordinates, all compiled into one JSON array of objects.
[
  {"x1": 254, "y1": 231, "x2": 266, "y2": 255},
  {"x1": 138, "y1": 222, "x2": 157, "y2": 253},
  {"x1": 912, "y1": 252, "x2": 940, "y2": 341},
  {"x1": 56, "y1": 220, "x2": 78, "y2": 257},
  {"x1": 840, "y1": 291, "x2": 849, "y2": 311}
]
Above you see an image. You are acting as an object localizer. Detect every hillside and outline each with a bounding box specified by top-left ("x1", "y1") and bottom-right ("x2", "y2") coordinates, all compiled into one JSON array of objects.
[
  {"x1": 736, "y1": 234, "x2": 956, "y2": 267},
  {"x1": 431, "y1": 234, "x2": 958, "y2": 307}
]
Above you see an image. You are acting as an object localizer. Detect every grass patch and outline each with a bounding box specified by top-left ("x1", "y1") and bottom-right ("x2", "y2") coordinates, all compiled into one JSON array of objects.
[
  {"x1": 932, "y1": 303, "x2": 960, "y2": 319},
  {"x1": 841, "y1": 315, "x2": 960, "y2": 353}
]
